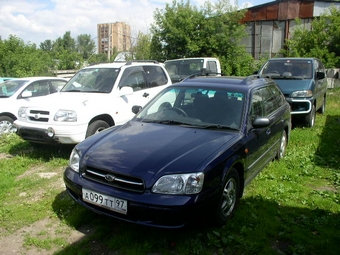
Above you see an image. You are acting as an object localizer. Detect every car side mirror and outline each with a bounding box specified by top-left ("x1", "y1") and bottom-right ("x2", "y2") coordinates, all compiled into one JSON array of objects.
[
  {"x1": 253, "y1": 70, "x2": 259, "y2": 75},
  {"x1": 120, "y1": 86, "x2": 134, "y2": 96},
  {"x1": 252, "y1": 117, "x2": 270, "y2": 128},
  {"x1": 132, "y1": 105, "x2": 142, "y2": 114},
  {"x1": 21, "y1": 91, "x2": 32, "y2": 98},
  {"x1": 316, "y1": 71, "x2": 325, "y2": 79}
]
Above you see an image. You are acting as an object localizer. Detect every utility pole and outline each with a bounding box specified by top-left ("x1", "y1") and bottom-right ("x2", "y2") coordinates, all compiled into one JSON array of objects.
[{"x1": 107, "y1": 25, "x2": 111, "y2": 60}]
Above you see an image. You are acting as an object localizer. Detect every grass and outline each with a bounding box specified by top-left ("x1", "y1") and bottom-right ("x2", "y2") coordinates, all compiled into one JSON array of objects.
[{"x1": 0, "y1": 89, "x2": 339, "y2": 254}]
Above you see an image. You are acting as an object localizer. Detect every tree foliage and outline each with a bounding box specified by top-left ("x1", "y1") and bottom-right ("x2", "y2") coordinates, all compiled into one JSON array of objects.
[
  {"x1": 133, "y1": 32, "x2": 152, "y2": 60},
  {"x1": 283, "y1": 6, "x2": 340, "y2": 68},
  {"x1": 76, "y1": 34, "x2": 96, "y2": 60},
  {"x1": 0, "y1": 35, "x2": 53, "y2": 77},
  {"x1": 150, "y1": 0, "x2": 254, "y2": 75}
]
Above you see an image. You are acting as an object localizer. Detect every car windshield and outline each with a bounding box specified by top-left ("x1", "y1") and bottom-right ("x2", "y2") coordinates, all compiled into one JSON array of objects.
[
  {"x1": 135, "y1": 86, "x2": 245, "y2": 130},
  {"x1": 260, "y1": 59, "x2": 313, "y2": 79},
  {"x1": 62, "y1": 68, "x2": 120, "y2": 93},
  {"x1": 165, "y1": 59, "x2": 205, "y2": 80},
  {"x1": 0, "y1": 80, "x2": 28, "y2": 98}
]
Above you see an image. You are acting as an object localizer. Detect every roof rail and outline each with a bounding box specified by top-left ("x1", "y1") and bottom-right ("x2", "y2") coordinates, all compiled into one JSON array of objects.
[
  {"x1": 125, "y1": 60, "x2": 159, "y2": 65},
  {"x1": 240, "y1": 75, "x2": 269, "y2": 85}
]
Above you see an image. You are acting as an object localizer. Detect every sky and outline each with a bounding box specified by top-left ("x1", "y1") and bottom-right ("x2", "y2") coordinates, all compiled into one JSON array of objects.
[{"x1": 0, "y1": 0, "x2": 274, "y2": 48}]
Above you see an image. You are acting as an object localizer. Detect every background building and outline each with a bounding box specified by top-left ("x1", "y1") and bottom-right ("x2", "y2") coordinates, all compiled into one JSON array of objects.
[
  {"x1": 97, "y1": 22, "x2": 131, "y2": 59},
  {"x1": 241, "y1": 0, "x2": 340, "y2": 60}
]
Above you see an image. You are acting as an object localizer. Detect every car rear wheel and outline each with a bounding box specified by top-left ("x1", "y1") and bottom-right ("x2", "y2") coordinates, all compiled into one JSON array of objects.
[
  {"x1": 305, "y1": 104, "x2": 316, "y2": 127},
  {"x1": 0, "y1": 116, "x2": 15, "y2": 135},
  {"x1": 86, "y1": 120, "x2": 110, "y2": 138},
  {"x1": 214, "y1": 168, "x2": 240, "y2": 226},
  {"x1": 276, "y1": 130, "x2": 287, "y2": 159}
]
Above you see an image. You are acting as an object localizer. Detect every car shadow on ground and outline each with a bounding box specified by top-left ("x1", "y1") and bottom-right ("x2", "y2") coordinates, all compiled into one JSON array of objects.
[
  {"x1": 8, "y1": 141, "x2": 74, "y2": 161},
  {"x1": 51, "y1": 190, "x2": 340, "y2": 255},
  {"x1": 315, "y1": 114, "x2": 340, "y2": 170}
]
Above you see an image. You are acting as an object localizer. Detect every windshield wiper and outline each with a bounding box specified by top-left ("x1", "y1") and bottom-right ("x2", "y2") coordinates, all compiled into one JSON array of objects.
[
  {"x1": 142, "y1": 119, "x2": 194, "y2": 126},
  {"x1": 200, "y1": 124, "x2": 239, "y2": 131},
  {"x1": 64, "y1": 89, "x2": 81, "y2": 92}
]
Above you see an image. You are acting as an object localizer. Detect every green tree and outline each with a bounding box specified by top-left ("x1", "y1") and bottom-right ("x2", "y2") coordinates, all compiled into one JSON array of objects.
[
  {"x1": 0, "y1": 35, "x2": 53, "y2": 77},
  {"x1": 150, "y1": 0, "x2": 254, "y2": 75},
  {"x1": 283, "y1": 6, "x2": 340, "y2": 68},
  {"x1": 76, "y1": 34, "x2": 96, "y2": 60},
  {"x1": 40, "y1": 39, "x2": 53, "y2": 52},
  {"x1": 133, "y1": 32, "x2": 151, "y2": 60},
  {"x1": 53, "y1": 32, "x2": 82, "y2": 69}
]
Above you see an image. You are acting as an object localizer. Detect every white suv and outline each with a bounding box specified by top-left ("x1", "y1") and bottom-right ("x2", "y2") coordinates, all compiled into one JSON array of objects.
[{"x1": 14, "y1": 61, "x2": 172, "y2": 144}]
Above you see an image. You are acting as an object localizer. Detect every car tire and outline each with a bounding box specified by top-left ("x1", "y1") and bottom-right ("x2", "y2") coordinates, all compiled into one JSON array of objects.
[
  {"x1": 318, "y1": 96, "x2": 326, "y2": 114},
  {"x1": 305, "y1": 104, "x2": 316, "y2": 128},
  {"x1": 214, "y1": 168, "x2": 240, "y2": 226},
  {"x1": 0, "y1": 116, "x2": 15, "y2": 135},
  {"x1": 86, "y1": 120, "x2": 110, "y2": 138},
  {"x1": 276, "y1": 130, "x2": 287, "y2": 160}
]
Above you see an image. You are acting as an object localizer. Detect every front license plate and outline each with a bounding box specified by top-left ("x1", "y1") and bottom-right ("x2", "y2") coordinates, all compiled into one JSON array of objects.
[{"x1": 82, "y1": 188, "x2": 127, "y2": 215}]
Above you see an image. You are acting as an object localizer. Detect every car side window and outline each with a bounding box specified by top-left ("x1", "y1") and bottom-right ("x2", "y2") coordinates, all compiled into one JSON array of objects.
[
  {"x1": 50, "y1": 80, "x2": 67, "y2": 92},
  {"x1": 269, "y1": 84, "x2": 285, "y2": 107},
  {"x1": 251, "y1": 86, "x2": 278, "y2": 118},
  {"x1": 119, "y1": 67, "x2": 147, "y2": 91},
  {"x1": 251, "y1": 90, "x2": 264, "y2": 117},
  {"x1": 207, "y1": 61, "x2": 218, "y2": 73},
  {"x1": 143, "y1": 66, "x2": 168, "y2": 87},
  {"x1": 23, "y1": 81, "x2": 50, "y2": 97}
]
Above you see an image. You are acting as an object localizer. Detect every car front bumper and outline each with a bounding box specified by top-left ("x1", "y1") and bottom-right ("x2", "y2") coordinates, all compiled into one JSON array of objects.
[
  {"x1": 286, "y1": 97, "x2": 312, "y2": 115},
  {"x1": 63, "y1": 167, "x2": 219, "y2": 228},
  {"x1": 14, "y1": 120, "x2": 87, "y2": 144}
]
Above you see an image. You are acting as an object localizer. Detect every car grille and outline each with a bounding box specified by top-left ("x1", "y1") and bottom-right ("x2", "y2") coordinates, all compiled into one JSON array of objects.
[
  {"x1": 82, "y1": 167, "x2": 145, "y2": 193},
  {"x1": 28, "y1": 110, "x2": 50, "y2": 122}
]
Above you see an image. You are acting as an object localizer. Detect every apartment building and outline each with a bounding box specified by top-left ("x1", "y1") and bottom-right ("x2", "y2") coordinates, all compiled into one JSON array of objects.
[{"x1": 97, "y1": 22, "x2": 131, "y2": 58}]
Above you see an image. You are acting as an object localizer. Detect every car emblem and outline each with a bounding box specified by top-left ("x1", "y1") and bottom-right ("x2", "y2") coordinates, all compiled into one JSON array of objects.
[
  {"x1": 105, "y1": 174, "x2": 116, "y2": 182},
  {"x1": 34, "y1": 114, "x2": 40, "y2": 119}
]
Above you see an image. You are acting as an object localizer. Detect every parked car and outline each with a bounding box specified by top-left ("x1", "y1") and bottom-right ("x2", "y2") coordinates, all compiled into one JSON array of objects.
[
  {"x1": 0, "y1": 77, "x2": 15, "y2": 83},
  {"x1": 63, "y1": 75, "x2": 291, "y2": 228},
  {"x1": 164, "y1": 57, "x2": 221, "y2": 83},
  {"x1": 0, "y1": 77, "x2": 68, "y2": 135},
  {"x1": 14, "y1": 61, "x2": 172, "y2": 145},
  {"x1": 257, "y1": 57, "x2": 327, "y2": 127}
]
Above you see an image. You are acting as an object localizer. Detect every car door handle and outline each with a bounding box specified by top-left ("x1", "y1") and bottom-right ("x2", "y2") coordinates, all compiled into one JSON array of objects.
[
  {"x1": 143, "y1": 92, "x2": 149, "y2": 98},
  {"x1": 266, "y1": 128, "x2": 271, "y2": 135}
]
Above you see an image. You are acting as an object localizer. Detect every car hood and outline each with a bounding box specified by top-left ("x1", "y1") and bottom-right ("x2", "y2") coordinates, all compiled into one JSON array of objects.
[
  {"x1": 271, "y1": 79, "x2": 313, "y2": 95},
  {"x1": 79, "y1": 121, "x2": 240, "y2": 183}
]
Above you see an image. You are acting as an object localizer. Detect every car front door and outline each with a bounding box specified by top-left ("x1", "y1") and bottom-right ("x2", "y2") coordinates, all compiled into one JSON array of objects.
[
  {"x1": 119, "y1": 65, "x2": 170, "y2": 108},
  {"x1": 244, "y1": 86, "x2": 281, "y2": 184}
]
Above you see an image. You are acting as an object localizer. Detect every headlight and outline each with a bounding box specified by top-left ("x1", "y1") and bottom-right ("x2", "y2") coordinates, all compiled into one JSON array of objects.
[
  {"x1": 69, "y1": 148, "x2": 80, "y2": 172},
  {"x1": 54, "y1": 110, "x2": 77, "y2": 122},
  {"x1": 152, "y1": 173, "x2": 204, "y2": 194},
  {"x1": 18, "y1": 107, "x2": 28, "y2": 119},
  {"x1": 291, "y1": 90, "x2": 313, "y2": 97}
]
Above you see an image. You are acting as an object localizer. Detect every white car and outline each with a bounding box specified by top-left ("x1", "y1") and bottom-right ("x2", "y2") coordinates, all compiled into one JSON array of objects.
[
  {"x1": 14, "y1": 61, "x2": 172, "y2": 145},
  {"x1": 0, "y1": 77, "x2": 68, "y2": 135}
]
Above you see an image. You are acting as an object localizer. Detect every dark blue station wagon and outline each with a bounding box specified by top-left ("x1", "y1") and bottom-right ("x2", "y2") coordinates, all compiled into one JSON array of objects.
[{"x1": 64, "y1": 76, "x2": 291, "y2": 228}]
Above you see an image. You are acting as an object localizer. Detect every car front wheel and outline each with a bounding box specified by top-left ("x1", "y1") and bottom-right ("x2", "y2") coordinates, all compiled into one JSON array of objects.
[
  {"x1": 276, "y1": 130, "x2": 287, "y2": 159},
  {"x1": 214, "y1": 168, "x2": 240, "y2": 226},
  {"x1": 0, "y1": 116, "x2": 15, "y2": 135},
  {"x1": 318, "y1": 96, "x2": 326, "y2": 114},
  {"x1": 86, "y1": 120, "x2": 110, "y2": 138},
  {"x1": 305, "y1": 104, "x2": 316, "y2": 127}
]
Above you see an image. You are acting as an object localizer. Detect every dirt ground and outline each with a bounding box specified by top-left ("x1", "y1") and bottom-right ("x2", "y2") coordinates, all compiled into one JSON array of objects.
[{"x1": 0, "y1": 152, "x2": 100, "y2": 255}]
